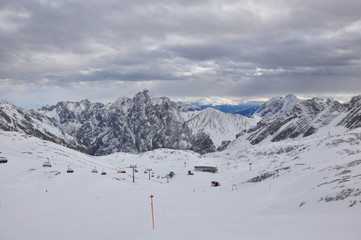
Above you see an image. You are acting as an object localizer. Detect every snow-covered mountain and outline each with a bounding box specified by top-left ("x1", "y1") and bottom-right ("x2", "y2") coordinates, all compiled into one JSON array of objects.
[
  {"x1": 0, "y1": 99, "x2": 86, "y2": 153},
  {"x1": 26, "y1": 90, "x2": 261, "y2": 156},
  {"x1": 183, "y1": 107, "x2": 257, "y2": 148},
  {"x1": 253, "y1": 94, "x2": 301, "y2": 119},
  {"x1": 246, "y1": 94, "x2": 361, "y2": 145},
  {"x1": 31, "y1": 90, "x2": 217, "y2": 155},
  {"x1": 2, "y1": 92, "x2": 361, "y2": 156},
  {"x1": 1, "y1": 93, "x2": 361, "y2": 239},
  {"x1": 338, "y1": 95, "x2": 361, "y2": 129}
]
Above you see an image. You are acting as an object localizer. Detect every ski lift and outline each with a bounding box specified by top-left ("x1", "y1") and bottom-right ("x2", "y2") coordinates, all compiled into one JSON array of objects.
[
  {"x1": 67, "y1": 165, "x2": 74, "y2": 173},
  {"x1": 42, "y1": 158, "x2": 52, "y2": 167},
  {"x1": 101, "y1": 169, "x2": 107, "y2": 175},
  {"x1": 168, "y1": 171, "x2": 175, "y2": 178},
  {"x1": 91, "y1": 167, "x2": 98, "y2": 173},
  {"x1": 0, "y1": 156, "x2": 8, "y2": 164}
]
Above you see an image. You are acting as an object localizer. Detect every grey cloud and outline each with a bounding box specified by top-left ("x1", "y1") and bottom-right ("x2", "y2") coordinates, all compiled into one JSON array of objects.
[
  {"x1": 0, "y1": 0, "x2": 361, "y2": 105},
  {"x1": 165, "y1": 44, "x2": 237, "y2": 61}
]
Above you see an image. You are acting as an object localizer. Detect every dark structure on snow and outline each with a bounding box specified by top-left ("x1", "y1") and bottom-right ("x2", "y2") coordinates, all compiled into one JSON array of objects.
[{"x1": 194, "y1": 166, "x2": 218, "y2": 173}]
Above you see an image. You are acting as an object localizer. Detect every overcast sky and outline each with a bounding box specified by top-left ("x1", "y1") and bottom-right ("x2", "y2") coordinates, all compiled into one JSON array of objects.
[{"x1": 1, "y1": 0, "x2": 360, "y2": 107}]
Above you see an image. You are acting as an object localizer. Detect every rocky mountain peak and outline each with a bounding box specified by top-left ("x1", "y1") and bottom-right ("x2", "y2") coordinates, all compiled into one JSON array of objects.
[
  {"x1": 284, "y1": 93, "x2": 298, "y2": 101},
  {"x1": 132, "y1": 89, "x2": 172, "y2": 108},
  {"x1": 3, "y1": 92, "x2": 360, "y2": 155},
  {"x1": 184, "y1": 107, "x2": 257, "y2": 147},
  {"x1": 247, "y1": 95, "x2": 350, "y2": 144},
  {"x1": 349, "y1": 95, "x2": 361, "y2": 109},
  {"x1": 254, "y1": 94, "x2": 301, "y2": 119},
  {"x1": 338, "y1": 95, "x2": 361, "y2": 129},
  {"x1": 135, "y1": 89, "x2": 154, "y2": 99},
  {"x1": 0, "y1": 99, "x2": 11, "y2": 105},
  {"x1": 0, "y1": 100, "x2": 87, "y2": 153},
  {"x1": 28, "y1": 91, "x2": 217, "y2": 155}
]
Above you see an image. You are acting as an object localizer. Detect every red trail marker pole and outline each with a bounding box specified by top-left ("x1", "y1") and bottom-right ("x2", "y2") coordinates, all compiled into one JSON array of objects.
[{"x1": 150, "y1": 194, "x2": 155, "y2": 230}]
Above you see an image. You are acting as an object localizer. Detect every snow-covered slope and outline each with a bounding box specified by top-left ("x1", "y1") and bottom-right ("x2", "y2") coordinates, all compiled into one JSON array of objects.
[
  {"x1": 224, "y1": 127, "x2": 361, "y2": 209},
  {"x1": 1, "y1": 127, "x2": 361, "y2": 240},
  {"x1": 183, "y1": 107, "x2": 258, "y2": 147}
]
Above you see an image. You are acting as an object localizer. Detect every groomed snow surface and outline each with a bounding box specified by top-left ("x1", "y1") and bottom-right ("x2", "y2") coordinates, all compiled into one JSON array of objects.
[{"x1": 1, "y1": 130, "x2": 361, "y2": 240}]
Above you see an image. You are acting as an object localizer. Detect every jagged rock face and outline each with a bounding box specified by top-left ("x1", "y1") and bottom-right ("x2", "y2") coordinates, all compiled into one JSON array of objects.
[
  {"x1": 35, "y1": 99, "x2": 106, "y2": 133},
  {"x1": 0, "y1": 100, "x2": 87, "y2": 153},
  {"x1": 248, "y1": 96, "x2": 347, "y2": 144},
  {"x1": 5, "y1": 92, "x2": 361, "y2": 154},
  {"x1": 338, "y1": 95, "x2": 361, "y2": 129},
  {"x1": 33, "y1": 90, "x2": 216, "y2": 155},
  {"x1": 217, "y1": 140, "x2": 232, "y2": 151}
]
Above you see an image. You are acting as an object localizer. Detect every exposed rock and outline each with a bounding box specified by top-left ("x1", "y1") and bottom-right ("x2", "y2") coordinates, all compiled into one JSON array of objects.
[
  {"x1": 30, "y1": 90, "x2": 216, "y2": 155},
  {"x1": 0, "y1": 100, "x2": 87, "y2": 153},
  {"x1": 217, "y1": 140, "x2": 231, "y2": 151},
  {"x1": 338, "y1": 95, "x2": 361, "y2": 129},
  {"x1": 248, "y1": 95, "x2": 348, "y2": 144}
]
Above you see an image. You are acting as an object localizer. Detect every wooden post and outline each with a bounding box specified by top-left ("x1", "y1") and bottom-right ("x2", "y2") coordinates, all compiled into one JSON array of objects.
[{"x1": 150, "y1": 194, "x2": 155, "y2": 230}]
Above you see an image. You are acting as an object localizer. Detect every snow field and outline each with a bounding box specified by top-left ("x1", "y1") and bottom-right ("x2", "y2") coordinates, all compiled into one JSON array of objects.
[{"x1": 1, "y1": 130, "x2": 361, "y2": 240}]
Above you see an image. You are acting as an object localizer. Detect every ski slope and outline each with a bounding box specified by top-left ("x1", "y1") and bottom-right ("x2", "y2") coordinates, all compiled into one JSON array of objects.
[{"x1": 1, "y1": 130, "x2": 361, "y2": 240}]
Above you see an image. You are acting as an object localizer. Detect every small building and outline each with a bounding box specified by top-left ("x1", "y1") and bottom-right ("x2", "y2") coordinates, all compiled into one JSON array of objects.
[{"x1": 194, "y1": 166, "x2": 218, "y2": 173}]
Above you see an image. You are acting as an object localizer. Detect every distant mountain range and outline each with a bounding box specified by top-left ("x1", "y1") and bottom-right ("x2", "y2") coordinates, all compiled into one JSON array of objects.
[
  {"x1": 1, "y1": 90, "x2": 256, "y2": 155},
  {"x1": 179, "y1": 102, "x2": 262, "y2": 116},
  {"x1": 1, "y1": 91, "x2": 360, "y2": 156}
]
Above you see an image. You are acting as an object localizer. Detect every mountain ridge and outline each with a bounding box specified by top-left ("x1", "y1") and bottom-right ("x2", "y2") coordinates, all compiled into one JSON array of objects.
[
  {"x1": 246, "y1": 94, "x2": 361, "y2": 145},
  {"x1": 31, "y1": 90, "x2": 217, "y2": 155},
  {"x1": 0, "y1": 99, "x2": 87, "y2": 153},
  {"x1": 1, "y1": 91, "x2": 361, "y2": 155}
]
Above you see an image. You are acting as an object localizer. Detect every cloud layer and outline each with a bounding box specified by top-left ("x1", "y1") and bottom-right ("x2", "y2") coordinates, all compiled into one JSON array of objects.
[{"x1": 1, "y1": 0, "x2": 360, "y2": 106}]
